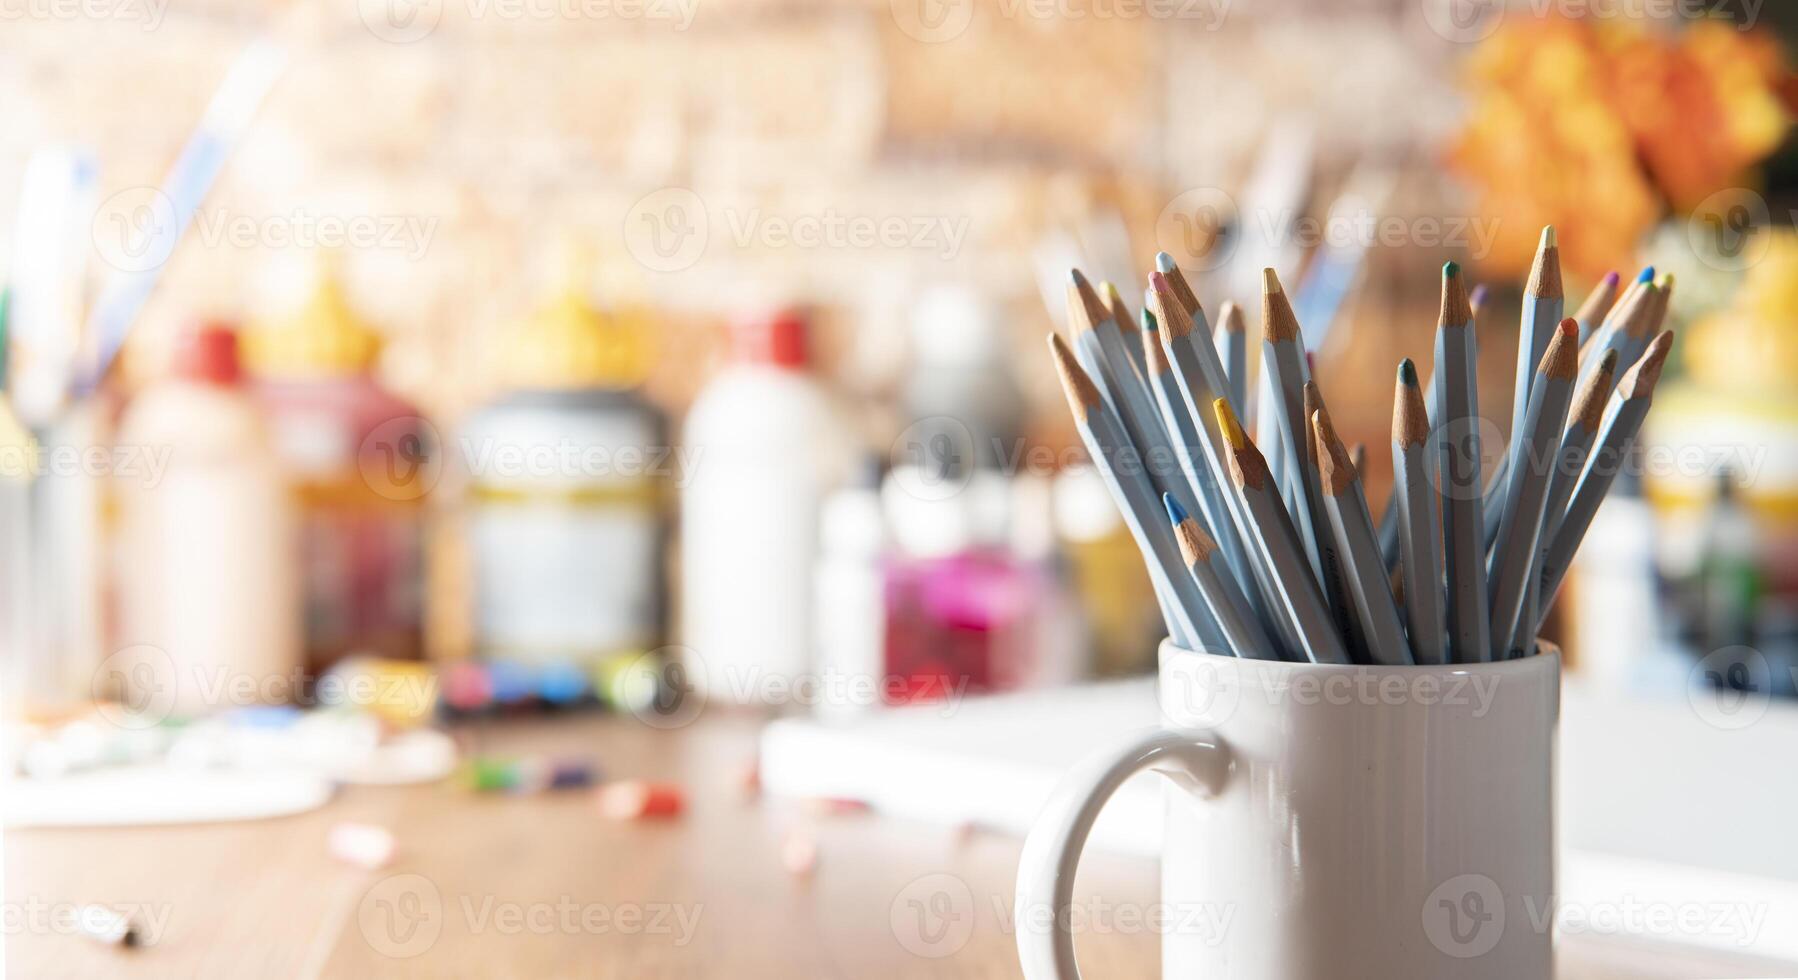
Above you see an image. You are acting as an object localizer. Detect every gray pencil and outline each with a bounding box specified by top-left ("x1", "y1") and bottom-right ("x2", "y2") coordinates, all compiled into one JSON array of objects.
[
  {"x1": 1313, "y1": 403, "x2": 1414, "y2": 666},
  {"x1": 1169, "y1": 497, "x2": 1280, "y2": 660},
  {"x1": 1508, "y1": 228, "x2": 1564, "y2": 480},
  {"x1": 1141, "y1": 308, "x2": 1271, "y2": 656},
  {"x1": 1433, "y1": 261, "x2": 1490, "y2": 663},
  {"x1": 1103, "y1": 280, "x2": 1148, "y2": 384},
  {"x1": 1392, "y1": 358, "x2": 1447, "y2": 665},
  {"x1": 1573, "y1": 270, "x2": 1621, "y2": 348},
  {"x1": 1217, "y1": 300, "x2": 1248, "y2": 418},
  {"x1": 1509, "y1": 347, "x2": 1619, "y2": 653},
  {"x1": 1069, "y1": 271, "x2": 1205, "y2": 528},
  {"x1": 1487, "y1": 318, "x2": 1579, "y2": 657},
  {"x1": 1577, "y1": 269, "x2": 1658, "y2": 393},
  {"x1": 1148, "y1": 271, "x2": 1280, "y2": 640},
  {"x1": 1535, "y1": 331, "x2": 1674, "y2": 622},
  {"x1": 1261, "y1": 269, "x2": 1328, "y2": 582},
  {"x1": 1049, "y1": 333, "x2": 1217, "y2": 651},
  {"x1": 1304, "y1": 380, "x2": 1362, "y2": 656},
  {"x1": 1214, "y1": 397, "x2": 1351, "y2": 665}
]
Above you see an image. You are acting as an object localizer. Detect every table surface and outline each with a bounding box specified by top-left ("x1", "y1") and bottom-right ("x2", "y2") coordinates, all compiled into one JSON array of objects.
[{"x1": 7, "y1": 712, "x2": 1795, "y2": 979}]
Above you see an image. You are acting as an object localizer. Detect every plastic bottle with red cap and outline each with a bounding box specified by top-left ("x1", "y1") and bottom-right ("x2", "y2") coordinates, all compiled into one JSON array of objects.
[
  {"x1": 680, "y1": 308, "x2": 854, "y2": 705},
  {"x1": 114, "y1": 322, "x2": 301, "y2": 717}
]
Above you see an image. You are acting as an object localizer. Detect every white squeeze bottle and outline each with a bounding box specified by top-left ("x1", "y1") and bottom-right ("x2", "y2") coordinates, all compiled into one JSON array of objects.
[
  {"x1": 681, "y1": 309, "x2": 852, "y2": 705},
  {"x1": 115, "y1": 324, "x2": 300, "y2": 717}
]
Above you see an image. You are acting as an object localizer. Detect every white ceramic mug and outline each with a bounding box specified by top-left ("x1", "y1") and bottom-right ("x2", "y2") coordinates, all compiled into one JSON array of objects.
[{"x1": 1016, "y1": 640, "x2": 1559, "y2": 979}]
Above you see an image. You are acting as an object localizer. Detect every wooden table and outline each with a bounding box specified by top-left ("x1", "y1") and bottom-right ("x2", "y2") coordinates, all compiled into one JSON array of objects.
[{"x1": 7, "y1": 713, "x2": 1792, "y2": 978}]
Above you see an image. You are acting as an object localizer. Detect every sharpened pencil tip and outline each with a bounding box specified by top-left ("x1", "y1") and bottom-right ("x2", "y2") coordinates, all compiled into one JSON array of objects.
[
  {"x1": 1600, "y1": 348, "x2": 1619, "y2": 370},
  {"x1": 1163, "y1": 492, "x2": 1186, "y2": 525},
  {"x1": 1541, "y1": 225, "x2": 1556, "y2": 248},
  {"x1": 1398, "y1": 357, "x2": 1418, "y2": 386},
  {"x1": 1213, "y1": 398, "x2": 1247, "y2": 450},
  {"x1": 1636, "y1": 266, "x2": 1654, "y2": 284},
  {"x1": 1155, "y1": 252, "x2": 1177, "y2": 273},
  {"x1": 1622, "y1": 330, "x2": 1674, "y2": 396},
  {"x1": 1469, "y1": 284, "x2": 1489, "y2": 313},
  {"x1": 1069, "y1": 268, "x2": 1089, "y2": 288},
  {"x1": 1656, "y1": 272, "x2": 1675, "y2": 290},
  {"x1": 1219, "y1": 301, "x2": 1245, "y2": 333},
  {"x1": 1141, "y1": 309, "x2": 1159, "y2": 333},
  {"x1": 1602, "y1": 270, "x2": 1620, "y2": 286},
  {"x1": 1559, "y1": 317, "x2": 1578, "y2": 337},
  {"x1": 1443, "y1": 260, "x2": 1459, "y2": 279},
  {"x1": 1261, "y1": 268, "x2": 1282, "y2": 294}
]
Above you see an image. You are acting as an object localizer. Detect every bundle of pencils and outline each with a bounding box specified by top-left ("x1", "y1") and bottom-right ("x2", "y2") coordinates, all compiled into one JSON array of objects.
[{"x1": 1049, "y1": 229, "x2": 1673, "y2": 664}]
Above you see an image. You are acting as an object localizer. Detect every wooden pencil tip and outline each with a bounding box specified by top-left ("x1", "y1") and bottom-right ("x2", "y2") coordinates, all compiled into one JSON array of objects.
[
  {"x1": 1066, "y1": 271, "x2": 1110, "y2": 335},
  {"x1": 1155, "y1": 252, "x2": 1178, "y2": 274},
  {"x1": 1656, "y1": 272, "x2": 1675, "y2": 291},
  {"x1": 1104, "y1": 281, "x2": 1136, "y2": 333},
  {"x1": 1541, "y1": 318, "x2": 1580, "y2": 379},
  {"x1": 1312, "y1": 405, "x2": 1356, "y2": 495},
  {"x1": 1047, "y1": 333, "x2": 1102, "y2": 417},
  {"x1": 1439, "y1": 262, "x2": 1471, "y2": 327},
  {"x1": 1636, "y1": 266, "x2": 1655, "y2": 284},
  {"x1": 1571, "y1": 347, "x2": 1620, "y2": 429},
  {"x1": 1540, "y1": 225, "x2": 1556, "y2": 248},
  {"x1": 1148, "y1": 271, "x2": 1196, "y2": 340},
  {"x1": 1173, "y1": 516, "x2": 1215, "y2": 566},
  {"x1": 1622, "y1": 330, "x2": 1674, "y2": 396},
  {"x1": 1213, "y1": 398, "x2": 1246, "y2": 450},
  {"x1": 1219, "y1": 301, "x2": 1245, "y2": 333},
  {"x1": 1600, "y1": 348, "x2": 1619, "y2": 370},
  {"x1": 1602, "y1": 270, "x2": 1620, "y2": 287},
  {"x1": 1394, "y1": 366, "x2": 1429, "y2": 447},
  {"x1": 1262, "y1": 272, "x2": 1301, "y2": 342},
  {"x1": 1140, "y1": 309, "x2": 1159, "y2": 333}
]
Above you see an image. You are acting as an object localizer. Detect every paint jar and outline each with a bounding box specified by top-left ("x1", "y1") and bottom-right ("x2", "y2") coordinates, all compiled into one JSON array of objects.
[
  {"x1": 462, "y1": 284, "x2": 666, "y2": 670},
  {"x1": 114, "y1": 324, "x2": 301, "y2": 717},
  {"x1": 249, "y1": 273, "x2": 429, "y2": 674}
]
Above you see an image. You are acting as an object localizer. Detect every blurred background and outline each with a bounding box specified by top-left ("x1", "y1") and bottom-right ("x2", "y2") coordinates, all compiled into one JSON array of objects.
[{"x1": 4, "y1": 0, "x2": 1798, "y2": 975}]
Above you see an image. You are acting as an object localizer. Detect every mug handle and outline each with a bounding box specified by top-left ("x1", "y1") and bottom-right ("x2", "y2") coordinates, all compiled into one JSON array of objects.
[{"x1": 1014, "y1": 727, "x2": 1232, "y2": 980}]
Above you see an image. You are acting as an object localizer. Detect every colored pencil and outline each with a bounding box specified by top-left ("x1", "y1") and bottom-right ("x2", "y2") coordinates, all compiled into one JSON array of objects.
[
  {"x1": 1168, "y1": 495, "x2": 1279, "y2": 659},
  {"x1": 1049, "y1": 333, "x2": 1216, "y2": 650},
  {"x1": 1217, "y1": 300, "x2": 1248, "y2": 417},
  {"x1": 1573, "y1": 271, "x2": 1621, "y2": 347},
  {"x1": 1433, "y1": 261, "x2": 1490, "y2": 663},
  {"x1": 1103, "y1": 281, "x2": 1147, "y2": 383},
  {"x1": 1535, "y1": 331, "x2": 1674, "y2": 621},
  {"x1": 1313, "y1": 401, "x2": 1414, "y2": 666},
  {"x1": 1147, "y1": 271, "x2": 1274, "y2": 634},
  {"x1": 1509, "y1": 347, "x2": 1618, "y2": 653},
  {"x1": 1303, "y1": 380, "x2": 1361, "y2": 654},
  {"x1": 1506, "y1": 228, "x2": 1564, "y2": 501},
  {"x1": 1213, "y1": 397, "x2": 1351, "y2": 665},
  {"x1": 1486, "y1": 318, "x2": 1579, "y2": 657},
  {"x1": 1069, "y1": 271, "x2": 1205, "y2": 526},
  {"x1": 1261, "y1": 269, "x2": 1328, "y2": 581},
  {"x1": 1392, "y1": 358, "x2": 1446, "y2": 665},
  {"x1": 1141, "y1": 307, "x2": 1261, "y2": 645}
]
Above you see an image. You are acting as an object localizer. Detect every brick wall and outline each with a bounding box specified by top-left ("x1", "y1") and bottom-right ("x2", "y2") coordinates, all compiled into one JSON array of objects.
[{"x1": 0, "y1": 0, "x2": 1466, "y2": 430}]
